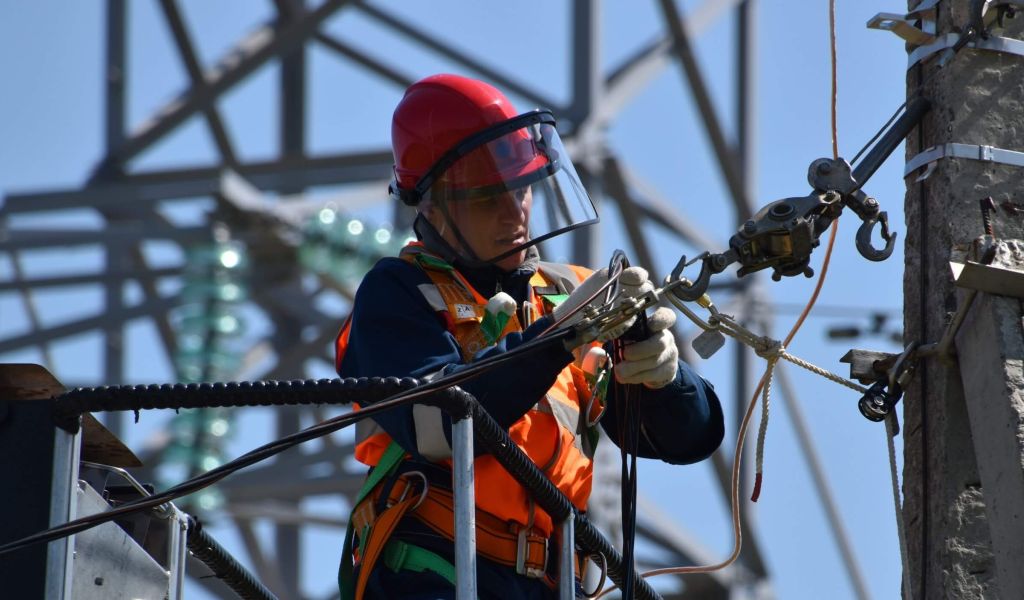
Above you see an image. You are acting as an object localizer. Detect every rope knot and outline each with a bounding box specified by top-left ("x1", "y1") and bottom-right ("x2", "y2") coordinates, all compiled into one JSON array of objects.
[{"x1": 754, "y1": 337, "x2": 783, "y2": 361}]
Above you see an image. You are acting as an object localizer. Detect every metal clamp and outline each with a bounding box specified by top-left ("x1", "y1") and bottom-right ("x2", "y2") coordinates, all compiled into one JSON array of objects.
[
  {"x1": 905, "y1": 142, "x2": 1024, "y2": 181},
  {"x1": 857, "y1": 342, "x2": 918, "y2": 422},
  {"x1": 908, "y1": 32, "x2": 1024, "y2": 68},
  {"x1": 569, "y1": 287, "x2": 660, "y2": 346}
]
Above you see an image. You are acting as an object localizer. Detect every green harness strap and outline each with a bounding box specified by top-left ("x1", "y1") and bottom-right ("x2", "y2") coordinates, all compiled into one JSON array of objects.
[
  {"x1": 382, "y1": 538, "x2": 457, "y2": 584},
  {"x1": 338, "y1": 442, "x2": 457, "y2": 598},
  {"x1": 339, "y1": 441, "x2": 404, "y2": 600}
]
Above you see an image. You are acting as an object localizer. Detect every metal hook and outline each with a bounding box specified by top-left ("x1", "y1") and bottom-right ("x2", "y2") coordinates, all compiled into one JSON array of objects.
[
  {"x1": 855, "y1": 210, "x2": 898, "y2": 262},
  {"x1": 669, "y1": 252, "x2": 714, "y2": 302}
]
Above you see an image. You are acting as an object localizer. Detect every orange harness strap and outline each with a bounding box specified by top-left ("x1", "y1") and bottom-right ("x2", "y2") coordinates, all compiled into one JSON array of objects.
[
  {"x1": 353, "y1": 491, "x2": 419, "y2": 600},
  {"x1": 351, "y1": 474, "x2": 552, "y2": 578}
]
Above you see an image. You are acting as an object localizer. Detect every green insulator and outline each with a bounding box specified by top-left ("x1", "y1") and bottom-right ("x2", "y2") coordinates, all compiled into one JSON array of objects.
[
  {"x1": 316, "y1": 207, "x2": 338, "y2": 226},
  {"x1": 214, "y1": 241, "x2": 248, "y2": 271},
  {"x1": 194, "y1": 488, "x2": 225, "y2": 512},
  {"x1": 177, "y1": 311, "x2": 244, "y2": 336},
  {"x1": 206, "y1": 416, "x2": 230, "y2": 438},
  {"x1": 179, "y1": 280, "x2": 247, "y2": 303},
  {"x1": 299, "y1": 239, "x2": 333, "y2": 274}
]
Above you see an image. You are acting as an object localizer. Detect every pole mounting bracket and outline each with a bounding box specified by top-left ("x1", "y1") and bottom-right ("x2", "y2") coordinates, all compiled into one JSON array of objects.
[
  {"x1": 867, "y1": 13, "x2": 937, "y2": 45},
  {"x1": 905, "y1": 142, "x2": 1024, "y2": 181}
]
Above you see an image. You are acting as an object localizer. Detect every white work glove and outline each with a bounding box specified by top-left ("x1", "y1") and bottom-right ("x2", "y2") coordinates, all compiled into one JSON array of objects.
[
  {"x1": 551, "y1": 266, "x2": 653, "y2": 341},
  {"x1": 614, "y1": 307, "x2": 679, "y2": 389}
]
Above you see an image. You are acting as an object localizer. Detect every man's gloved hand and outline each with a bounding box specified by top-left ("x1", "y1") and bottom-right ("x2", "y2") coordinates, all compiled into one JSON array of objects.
[
  {"x1": 614, "y1": 307, "x2": 679, "y2": 389},
  {"x1": 552, "y1": 266, "x2": 653, "y2": 341}
]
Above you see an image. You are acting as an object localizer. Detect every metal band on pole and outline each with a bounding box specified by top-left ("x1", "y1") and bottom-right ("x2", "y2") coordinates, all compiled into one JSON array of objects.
[
  {"x1": 904, "y1": 142, "x2": 1024, "y2": 181},
  {"x1": 452, "y1": 415, "x2": 477, "y2": 600}
]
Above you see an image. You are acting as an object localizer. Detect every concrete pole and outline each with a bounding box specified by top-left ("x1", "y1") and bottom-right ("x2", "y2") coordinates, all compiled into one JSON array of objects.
[{"x1": 902, "y1": 3, "x2": 1023, "y2": 598}]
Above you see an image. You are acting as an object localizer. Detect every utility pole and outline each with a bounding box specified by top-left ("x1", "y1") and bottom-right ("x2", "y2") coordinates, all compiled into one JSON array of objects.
[{"x1": 901, "y1": 2, "x2": 1024, "y2": 598}]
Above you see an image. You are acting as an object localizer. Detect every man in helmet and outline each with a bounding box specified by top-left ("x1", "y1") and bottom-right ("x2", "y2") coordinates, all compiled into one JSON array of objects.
[{"x1": 336, "y1": 74, "x2": 723, "y2": 599}]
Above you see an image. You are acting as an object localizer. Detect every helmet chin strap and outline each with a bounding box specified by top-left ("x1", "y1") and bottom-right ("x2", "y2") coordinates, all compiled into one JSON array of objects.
[{"x1": 413, "y1": 213, "x2": 490, "y2": 269}]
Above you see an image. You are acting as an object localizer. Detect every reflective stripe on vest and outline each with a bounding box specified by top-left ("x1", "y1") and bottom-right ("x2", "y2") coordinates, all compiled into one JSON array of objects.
[{"x1": 338, "y1": 242, "x2": 597, "y2": 536}]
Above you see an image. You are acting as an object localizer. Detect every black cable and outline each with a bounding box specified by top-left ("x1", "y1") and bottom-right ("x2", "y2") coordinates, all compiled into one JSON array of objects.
[
  {"x1": 8, "y1": 333, "x2": 663, "y2": 595},
  {"x1": 186, "y1": 516, "x2": 279, "y2": 600},
  {"x1": 0, "y1": 325, "x2": 578, "y2": 557},
  {"x1": 849, "y1": 28, "x2": 976, "y2": 169},
  {"x1": 616, "y1": 378, "x2": 641, "y2": 600},
  {"x1": 606, "y1": 249, "x2": 646, "y2": 600},
  {"x1": 467, "y1": 395, "x2": 663, "y2": 600},
  {"x1": 3, "y1": 258, "x2": 658, "y2": 600}
]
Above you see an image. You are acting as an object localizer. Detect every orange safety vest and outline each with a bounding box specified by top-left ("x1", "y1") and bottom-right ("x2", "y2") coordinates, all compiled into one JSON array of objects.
[{"x1": 336, "y1": 242, "x2": 600, "y2": 537}]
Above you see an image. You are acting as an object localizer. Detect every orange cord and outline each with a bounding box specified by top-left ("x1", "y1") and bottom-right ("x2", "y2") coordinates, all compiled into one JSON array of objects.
[
  {"x1": 751, "y1": 0, "x2": 841, "y2": 503},
  {"x1": 595, "y1": 2, "x2": 844, "y2": 593}
]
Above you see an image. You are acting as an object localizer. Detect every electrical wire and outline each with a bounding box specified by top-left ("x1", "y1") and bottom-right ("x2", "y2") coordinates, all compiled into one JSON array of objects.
[
  {"x1": 849, "y1": 29, "x2": 976, "y2": 169},
  {"x1": 596, "y1": 3, "x2": 846, "y2": 592},
  {"x1": 0, "y1": 322, "x2": 580, "y2": 557},
  {"x1": 829, "y1": 0, "x2": 839, "y2": 161},
  {"x1": 6, "y1": 14, "x2": 984, "y2": 579},
  {"x1": 606, "y1": 249, "x2": 644, "y2": 600},
  {"x1": 603, "y1": 5, "x2": 985, "y2": 597},
  {"x1": 639, "y1": 25, "x2": 983, "y2": 589}
]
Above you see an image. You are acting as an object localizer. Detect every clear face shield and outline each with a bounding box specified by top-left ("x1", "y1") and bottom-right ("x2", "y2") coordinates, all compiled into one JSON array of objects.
[{"x1": 416, "y1": 111, "x2": 598, "y2": 267}]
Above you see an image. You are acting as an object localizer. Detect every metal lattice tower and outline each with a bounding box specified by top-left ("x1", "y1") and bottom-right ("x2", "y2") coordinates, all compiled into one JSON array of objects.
[{"x1": 0, "y1": 1, "x2": 876, "y2": 598}]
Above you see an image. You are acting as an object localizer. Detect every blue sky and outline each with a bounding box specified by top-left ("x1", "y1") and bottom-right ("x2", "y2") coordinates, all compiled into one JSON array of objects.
[{"x1": 1, "y1": 1, "x2": 915, "y2": 598}]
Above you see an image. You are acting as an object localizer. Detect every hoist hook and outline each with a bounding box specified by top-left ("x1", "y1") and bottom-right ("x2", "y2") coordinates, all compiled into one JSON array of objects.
[
  {"x1": 668, "y1": 252, "x2": 715, "y2": 302},
  {"x1": 855, "y1": 211, "x2": 898, "y2": 262}
]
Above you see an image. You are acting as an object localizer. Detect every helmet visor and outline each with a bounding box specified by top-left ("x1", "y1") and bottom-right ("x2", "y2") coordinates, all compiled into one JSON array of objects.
[{"x1": 421, "y1": 111, "x2": 598, "y2": 265}]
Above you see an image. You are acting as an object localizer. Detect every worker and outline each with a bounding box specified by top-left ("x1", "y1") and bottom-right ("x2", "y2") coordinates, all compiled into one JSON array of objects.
[{"x1": 335, "y1": 74, "x2": 724, "y2": 599}]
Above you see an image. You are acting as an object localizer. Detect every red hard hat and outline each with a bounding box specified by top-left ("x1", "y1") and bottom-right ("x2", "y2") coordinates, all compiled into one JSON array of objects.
[{"x1": 390, "y1": 74, "x2": 546, "y2": 204}]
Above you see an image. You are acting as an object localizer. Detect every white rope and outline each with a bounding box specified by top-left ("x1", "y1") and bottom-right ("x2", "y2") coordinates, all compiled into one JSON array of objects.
[
  {"x1": 886, "y1": 414, "x2": 914, "y2": 600},
  {"x1": 779, "y1": 350, "x2": 868, "y2": 394},
  {"x1": 677, "y1": 295, "x2": 911, "y2": 592},
  {"x1": 754, "y1": 356, "x2": 777, "y2": 478},
  {"x1": 713, "y1": 314, "x2": 868, "y2": 394},
  {"x1": 685, "y1": 308, "x2": 875, "y2": 504}
]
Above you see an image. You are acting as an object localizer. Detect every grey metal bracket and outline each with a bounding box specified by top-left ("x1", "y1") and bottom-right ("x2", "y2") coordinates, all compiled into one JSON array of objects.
[
  {"x1": 908, "y1": 32, "x2": 1024, "y2": 68},
  {"x1": 951, "y1": 258, "x2": 1024, "y2": 299},
  {"x1": 868, "y1": 0, "x2": 940, "y2": 45},
  {"x1": 904, "y1": 142, "x2": 1024, "y2": 181},
  {"x1": 867, "y1": 13, "x2": 936, "y2": 45},
  {"x1": 840, "y1": 349, "x2": 899, "y2": 385}
]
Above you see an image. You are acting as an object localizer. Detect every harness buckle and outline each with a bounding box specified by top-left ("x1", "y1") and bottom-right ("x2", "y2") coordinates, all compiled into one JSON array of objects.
[
  {"x1": 512, "y1": 525, "x2": 547, "y2": 579},
  {"x1": 389, "y1": 471, "x2": 430, "y2": 511}
]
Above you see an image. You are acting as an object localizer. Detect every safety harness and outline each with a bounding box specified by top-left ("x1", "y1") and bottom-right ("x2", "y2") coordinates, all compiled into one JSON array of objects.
[{"x1": 337, "y1": 245, "x2": 597, "y2": 598}]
